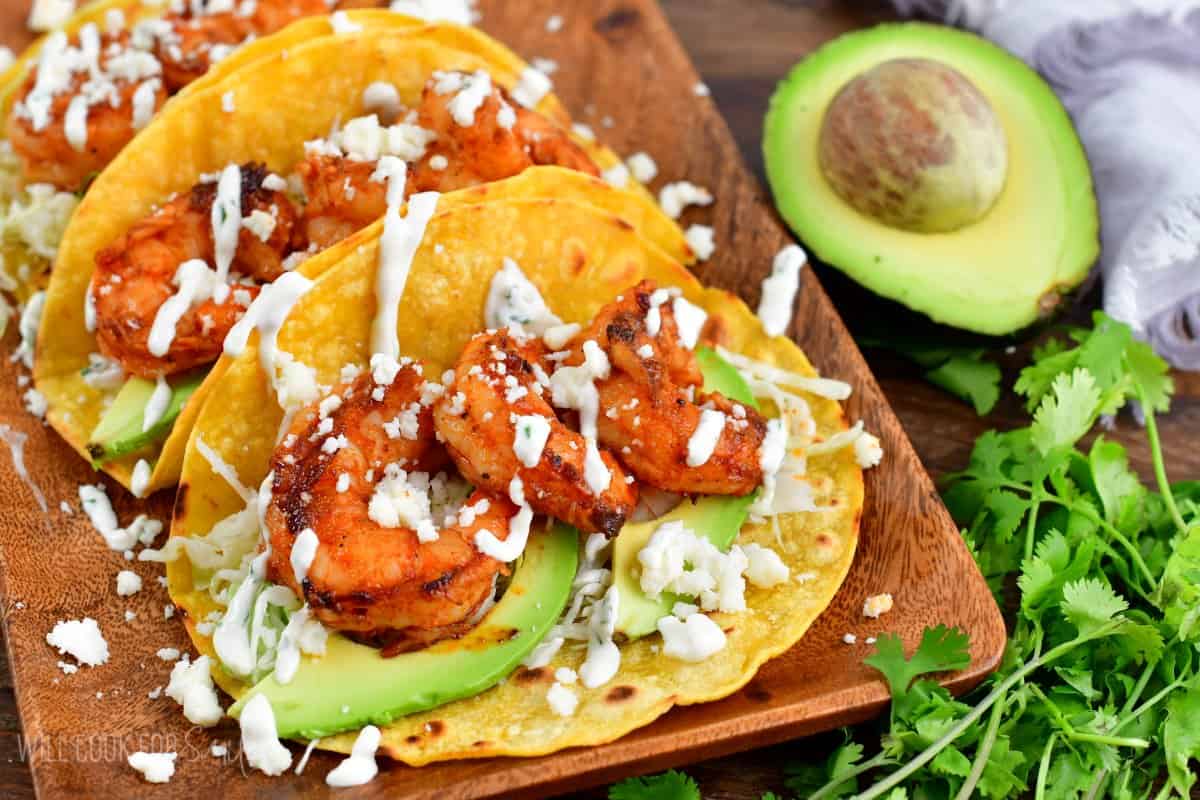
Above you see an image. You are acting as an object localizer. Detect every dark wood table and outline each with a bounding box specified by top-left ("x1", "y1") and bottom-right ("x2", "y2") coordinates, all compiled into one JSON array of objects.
[{"x1": 1, "y1": 2, "x2": 1196, "y2": 797}]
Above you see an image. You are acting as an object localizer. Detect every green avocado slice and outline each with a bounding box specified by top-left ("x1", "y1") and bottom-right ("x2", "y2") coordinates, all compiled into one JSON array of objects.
[
  {"x1": 86, "y1": 369, "x2": 206, "y2": 464},
  {"x1": 612, "y1": 348, "x2": 759, "y2": 639},
  {"x1": 763, "y1": 22, "x2": 1098, "y2": 335},
  {"x1": 229, "y1": 523, "x2": 578, "y2": 740}
]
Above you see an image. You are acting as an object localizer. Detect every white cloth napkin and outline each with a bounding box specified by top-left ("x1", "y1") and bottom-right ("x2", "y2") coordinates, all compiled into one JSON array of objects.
[{"x1": 891, "y1": 0, "x2": 1200, "y2": 369}]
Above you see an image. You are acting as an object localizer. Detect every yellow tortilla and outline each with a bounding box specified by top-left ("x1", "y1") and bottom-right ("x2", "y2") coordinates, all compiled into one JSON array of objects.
[
  {"x1": 171, "y1": 191, "x2": 862, "y2": 764},
  {"x1": 35, "y1": 20, "x2": 686, "y2": 494}
]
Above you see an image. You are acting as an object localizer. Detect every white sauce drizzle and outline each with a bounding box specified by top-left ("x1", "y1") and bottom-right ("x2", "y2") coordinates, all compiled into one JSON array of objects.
[
  {"x1": 210, "y1": 164, "x2": 242, "y2": 303},
  {"x1": 142, "y1": 375, "x2": 171, "y2": 433},
  {"x1": 194, "y1": 436, "x2": 256, "y2": 504},
  {"x1": 0, "y1": 425, "x2": 47, "y2": 512},
  {"x1": 325, "y1": 725, "x2": 381, "y2": 787},
  {"x1": 757, "y1": 244, "x2": 806, "y2": 337},
  {"x1": 84, "y1": 284, "x2": 97, "y2": 333},
  {"x1": 579, "y1": 585, "x2": 619, "y2": 688},
  {"x1": 15, "y1": 291, "x2": 45, "y2": 370},
  {"x1": 472, "y1": 503, "x2": 530, "y2": 561},
  {"x1": 484, "y1": 258, "x2": 562, "y2": 335},
  {"x1": 686, "y1": 409, "x2": 725, "y2": 467},
  {"x1": 239, "y1": 693, "x2": 292, "y2": 776},
  {"x1": 672, "y1": 297, "x2": 707, "y2": 349},
  {"x1": 131, "y1": 458, "x2": 152, "y2": 499},
  {"x1": 512, "y1": 414, "x2": 551, "y2": 468},
  {"x1": 548, "y1": 340, "x2": 611, "y2": 494},
  {"x1": 369, "y1": 160, "x2": 440, "y2": 361},
  {"x1": 148, "y1": 259, "x2": 219, "y2": 357},
  {"x1": 290, "y1": 528, "x2": 319, "y2": 584},
  {"x1": 213, "y1": 552, "x2": 266, "y2": 678},
  {"x1": 223, "y1": 270, "x2": 315, "y2": 401},
  {"x1": 63, "y1": 95, "x2": 89, "y2": 152}
]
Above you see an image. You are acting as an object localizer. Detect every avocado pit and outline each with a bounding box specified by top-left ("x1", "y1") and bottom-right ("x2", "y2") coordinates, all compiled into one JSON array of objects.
[{"x1": 818, "y1": 57, "x2": 1008, "y2": 233}]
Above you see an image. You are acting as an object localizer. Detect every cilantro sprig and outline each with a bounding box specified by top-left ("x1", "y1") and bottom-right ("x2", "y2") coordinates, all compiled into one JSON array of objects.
[{"x1": 608, "y1": 312, "x2": 1200, "y2": 799}]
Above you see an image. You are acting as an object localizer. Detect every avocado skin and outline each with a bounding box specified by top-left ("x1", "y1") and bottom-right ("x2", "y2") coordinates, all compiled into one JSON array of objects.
[
  {"x1": 229, "y1": 523, "x2": 578, "y2": 740},
  {"x1": 86, "y1": 370, "x2": 206, "y2": 464},
  {"x1": 763, "y1": 22, "x2": 1099, "y2": 336},
  {"x1": 612, "y1": 348, "x2": 758, "y2": 639}
]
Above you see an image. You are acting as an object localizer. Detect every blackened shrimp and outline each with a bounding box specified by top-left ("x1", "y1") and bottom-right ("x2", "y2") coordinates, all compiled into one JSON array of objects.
[
  {"x1": 7, "y1": 32, "x2": 168, "y2": 190},
  {"x1": 433, "y1": 330, "x2": 638, "y2": 536},
  {"x1": 409, "y1": 71, "x2": 600, "y2": 194},
  {"x1": 265, "y1": 360, "x2": 516, "y2": 653},
  {"x1": 294, "y1": 154, "x2": 388, "y2": 250},
  {"x1": 155, "y1": 0, "x2": 366, "y2": 92},
  {"x1": 579, "y1": 282, "x2": 769, "y2": 496},
  {"x1": 91, "y1": 163, "x2": 299, "y2": 377}
]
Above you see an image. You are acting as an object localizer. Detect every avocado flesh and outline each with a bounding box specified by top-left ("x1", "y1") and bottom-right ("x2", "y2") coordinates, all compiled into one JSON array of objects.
[
  {"x1": 612, "y1": 348, "x2": 758, "y2": 639},
  {"x1": 86, "y1": 370, "x2": 205, "y2": 464},
  {"x1": 229, "y1": 523, "x2": 578, "y2": 740},
  {"x1": 763, "y1": 22, "x2": 1098, "y2": 336}
]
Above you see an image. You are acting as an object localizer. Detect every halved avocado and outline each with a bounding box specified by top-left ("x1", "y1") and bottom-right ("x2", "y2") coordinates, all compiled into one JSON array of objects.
[
  {"x1": 228, "y1": 523, "x2": 578, "y2": 740},
  {"x1": 612, "y1": 348, "x2": 758, "y2": 638},
  {"x1": 764, "y1": 22, "x2": 1098, "y2": 335},
  {"x1": 86, "y1": 369, "x2": 206, "y2": 464}
]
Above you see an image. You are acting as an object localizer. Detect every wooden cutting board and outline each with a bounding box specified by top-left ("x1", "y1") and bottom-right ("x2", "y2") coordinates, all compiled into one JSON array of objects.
[{"x1": 0, "y1": 1, "x2": 1006, "y2": 797}]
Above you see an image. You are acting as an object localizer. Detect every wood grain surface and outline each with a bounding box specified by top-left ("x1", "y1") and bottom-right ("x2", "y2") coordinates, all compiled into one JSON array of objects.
[{"x1": 0, "y1": 1, "x2": 1189, "y2": 798}]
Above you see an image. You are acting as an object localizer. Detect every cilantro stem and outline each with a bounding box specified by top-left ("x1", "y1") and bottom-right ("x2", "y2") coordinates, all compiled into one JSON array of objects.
[
  {"x1": 1027, "y1": 683, "x2": 1151, "y2": 750},
  {"x1": 1023, "y1": 493, "x2": 1042, "y2": 562},
  {"x1": 1059, "y1": 501, "x2": 1157, "y2": 591},
  {"x1": 1033, "y1": 732, "x2": 1057, "y2": 800},
  {"x1": 1083, "y1": 770, "x2": 1108, "y2": 800},
  {"x1": 808, "y1": 751, "x2": 892, "y2": 800},
  {"x1": 1118, "y1": 661, "x2": 1156, "y2": 718},
  {"x1": 1137, "y1": 384, "x2": 1187, "y2": 536},
  {"x1": 854, "y1": 628, "x2": 1118, "y2": 800},
  {"x1": 1114, "y1": 677, "x2": 1186, "y2": 735},
  {"x1": 1153, "y1": 780, "x2": 1175, "y2": 800},
  {"x1": 952, "y1": 686, "x2": 1006, "y2": 800}
]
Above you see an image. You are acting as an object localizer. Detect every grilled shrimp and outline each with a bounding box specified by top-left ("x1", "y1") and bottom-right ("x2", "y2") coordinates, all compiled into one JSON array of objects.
[
  {"x1": 91, "y1": 163, "x2": 299, "y2": 378},
  {"x1": 265, "y1": 360, "x2": 516, "y2": 652},
  {"x1": 433, "y1": 330, "x2": 638, "y2": 536},
  {"x1": 294, "y1": 154, "x2": 388, "y2": 250},
  {"x1": 7, "y1": 35, "x2": 168, "y2": 190},
  {"x1": 409, "y1": 72, "x2": 600, "y2": 194},
  {"x1": 155, "y1": 0, "x2": 347, "y2": 92},
  {"x1": 580, "y1": 282, "x2": 770, "y2": 496}
]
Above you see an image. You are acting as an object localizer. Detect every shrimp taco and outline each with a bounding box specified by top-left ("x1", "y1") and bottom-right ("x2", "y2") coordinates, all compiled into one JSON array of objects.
[
  {"x1": 0, "y1": 1, "x2": 412, "y2": 304},
  {"x1": 33, "y1": 17, "x2": 688, "y2": 497},
  {"x1": 160, "y1": 166, "x2": 866, "y2": 774}
]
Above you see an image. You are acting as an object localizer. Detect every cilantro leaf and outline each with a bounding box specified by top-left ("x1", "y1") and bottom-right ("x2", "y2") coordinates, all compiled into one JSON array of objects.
[
  {"x1": 609, "y1": 770, "x2": 700, "y2": 800},
  {"x1": 784, "y1": 738, "x2": 863, "y2": 798},
  {"x1": 1087, "y1": 437, "x2": 1145, "y2": 527},
  {"x1": 1125, "y1": 336, "x2": 1173, "y2": 413},
  {"x1": 864, "y1": 626, "x2": 971, "y2": 701},
  {"x1": 984, "y1": 488, "x2": 1028, "y2": 542},
  {"x1": 1030, "y1": 368, "x2": 1100, "y2": 454},
  {"x1": 857, "y1": 334, "x2": 1001, "y2": 415},
  {"x1": 1060, "y1": 577, "x2": 1127, "y2": 637},
  {"x1": 925, "y1": 353, "x2": 1002, "y2": 415},
  {"x1": 1017, "y1": 529, "x2": 1096, "y2": 620},
  {"x1": 1158, "y1": 525, "x2": 1200, "y2": 640},
  {"x1": 1165, "y1": 677, "x2": 1200, "y2": 795}
]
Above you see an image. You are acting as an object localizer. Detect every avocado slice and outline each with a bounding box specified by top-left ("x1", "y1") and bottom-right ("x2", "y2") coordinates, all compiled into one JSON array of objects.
[
  {"x1": 612, "y1": 348, "x2": 759, "y2": 638},
  {"x1": 86, "y1": 370, "x2": 205, "y2": 464},
  {"x1": 228, "y1": 523, "x2": 578, "y2": 740},
  {"x1": 764, "y1": 22, "x2": 1098, "y2": 335}
]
